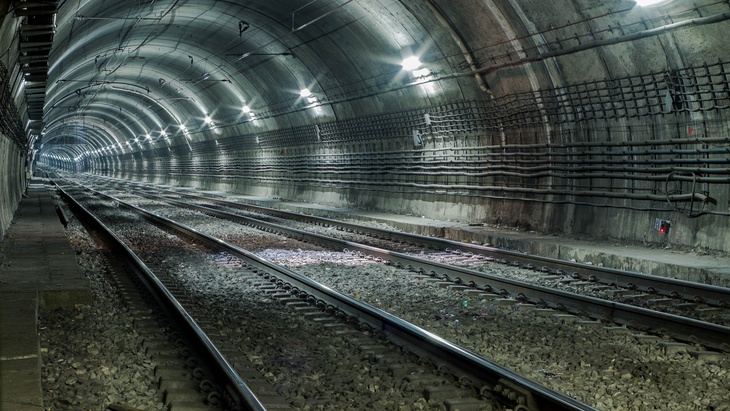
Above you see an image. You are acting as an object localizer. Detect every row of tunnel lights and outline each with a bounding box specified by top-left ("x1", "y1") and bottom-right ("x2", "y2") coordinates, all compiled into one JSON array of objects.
[
  {"x1": 53, "y1": 0, "x2": 671, "y2": 162},
  {"x1": 85, "y1": 102, "x2": 257, "y2": 155},
  {"x1": 82, "y1": 56, "x2": 428, "y2": 157},
  {"x1": 67, "y1": 0, "x2": 679, "y2": 161},
  {"x1": 89, "y1": 83, "x2": 316, "y2": 154},
  {"x1": 60, "y1": 0, "x2": 685, "y2": 162},
  {"x1": 77, "y1": 0, "x2": 662, "y2": 155}
]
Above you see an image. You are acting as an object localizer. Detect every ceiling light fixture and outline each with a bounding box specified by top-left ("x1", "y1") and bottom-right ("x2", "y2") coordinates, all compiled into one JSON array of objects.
[
  {"x1": 300, "y1": 88, "x2": 312, "y2": 98},
  {"x1": 204, "y1": 116, "x2": 213, "y2": 124},
  {"x1": 401, "y1": 56, "x2": 421, "y2": 71},
  {"x1": 412, "y1": 67, "x2": 431, "y2": 78},
  {"x1": 635, "y1": 0, "x2": 666, "y2": 5},
  {"x1": 242, "y1": 105, "x2": 251, "y2": 113}
]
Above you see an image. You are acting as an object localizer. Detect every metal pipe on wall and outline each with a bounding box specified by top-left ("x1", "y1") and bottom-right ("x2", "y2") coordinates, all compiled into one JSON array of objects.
[
  {"x1": 472, "y1": 11, "x2": 730, "y2": 74},
  {"x1": 419, "y1": 0, "x2": 491, "y2": 94}
]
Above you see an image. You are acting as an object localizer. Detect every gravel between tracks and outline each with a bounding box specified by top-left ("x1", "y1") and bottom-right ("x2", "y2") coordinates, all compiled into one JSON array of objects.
[
  {"x1": 258, "y1": 249, "x2": 730, "y2": 411},
  {"x1": 42, "y1": 190, "x2": 730, "y2": 411},
  {"x1": 152, "y1": 198, "x2": 730, "y2": 411},
  {"x1": 39, "y1": 197, "x2": 165, "y2": 411},
  {"x1": 78, "y1": 195, "x2": 484, "y2": 411}
]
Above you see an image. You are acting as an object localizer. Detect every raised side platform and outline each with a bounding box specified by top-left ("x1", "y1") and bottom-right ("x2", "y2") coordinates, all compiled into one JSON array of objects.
[
  {"x1": 197, "y1": 191, "x2": 730, "y2": 289},
  {"x1": 0, "y1": 181, "x2": 90, "y2": 411}
]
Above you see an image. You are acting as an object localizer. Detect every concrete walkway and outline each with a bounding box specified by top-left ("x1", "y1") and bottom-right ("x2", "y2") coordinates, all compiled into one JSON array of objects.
[{"x1": 0, "y1": 182, "x2": 89, "y2": 411}]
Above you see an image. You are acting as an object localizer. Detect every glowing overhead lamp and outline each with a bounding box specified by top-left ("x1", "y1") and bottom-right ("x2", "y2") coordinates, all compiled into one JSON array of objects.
[
  {"x1": 635, "y1": 0, "x2": 666, "y2": 5},
  {"x1": 242, "y1": 105, "x2": 251, "y2": 113},
  {"x1": 300, "y1": 88, "x2": 312, "y2": 98},
  {"x1": 204, "y1": 115, "x2": 213, "y2": 124},
  {"x1": 412, "y1": 67, "x2": 431, "y2": 78},
  {"x1": 401, "y1": 56, "x2": 421, "y2": 71}
]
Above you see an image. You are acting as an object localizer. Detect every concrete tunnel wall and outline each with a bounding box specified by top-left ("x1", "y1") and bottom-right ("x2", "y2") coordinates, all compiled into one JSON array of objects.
[
  {"x1": 13, "y1": 0, "x2": 730, "y2": 254},
  {"x1": 0, "y1": 7, "x2": 26, "y2": 238},
  {"x1": 84, "y1": 101, "x2": 730, "y2": 254},
  {"x1": 0, "y1": 135, "x2": 25, "y2": 235}
]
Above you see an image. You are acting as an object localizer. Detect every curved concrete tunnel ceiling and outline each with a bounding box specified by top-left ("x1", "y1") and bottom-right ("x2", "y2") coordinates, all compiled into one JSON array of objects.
[
  {"x1": 33, "y1": 0, "x2": 730, "y2": 163},
  {"x1": 40, "y1": 0, "x2": 483, "y2": 158}
]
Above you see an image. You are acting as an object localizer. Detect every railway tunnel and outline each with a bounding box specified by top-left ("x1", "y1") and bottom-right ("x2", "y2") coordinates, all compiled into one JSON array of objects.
[
  {"x1": 1, "y1": 0, "x2": 729, "y2": 251},
  {"x1": 1, "y1": 1, "x2": 730, "y2": 410}
]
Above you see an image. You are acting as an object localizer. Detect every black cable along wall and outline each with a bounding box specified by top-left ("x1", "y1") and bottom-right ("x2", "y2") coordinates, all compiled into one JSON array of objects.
[
  {"x1": 103, "y1": 60, "x2": 730, "y2": 221},
  {"x1": 0, "y1": 62, "x2": 26, "y2": 150}
]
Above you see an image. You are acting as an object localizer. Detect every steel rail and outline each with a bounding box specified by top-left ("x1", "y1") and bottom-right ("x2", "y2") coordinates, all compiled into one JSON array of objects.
[
  {"x1": 129, "y1": 190, "x2": 730, "y2": 353},
  {"x1": 121, "y1": 180, "x2": 729, "y2": 309},
  {"x1": 74, "y1": 182, "x2": 599, "y2": 411},
  {"x1": 56, "y1": 184, "x2": 268, "y2": 411}
]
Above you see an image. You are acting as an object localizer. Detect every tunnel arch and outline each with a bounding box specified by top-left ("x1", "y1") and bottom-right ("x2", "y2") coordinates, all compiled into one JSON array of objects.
[{"x1": 0, "y1": 0, "x2": 728, "y2": 253}]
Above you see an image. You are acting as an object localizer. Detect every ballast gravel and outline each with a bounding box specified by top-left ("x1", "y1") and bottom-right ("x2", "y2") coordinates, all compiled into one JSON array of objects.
[
  {"x1": 39, "y1": 201, "x2": 165, "y2": 411},
  {"x1": 250, "y1": 250, "x2": 730, "y2": 411},
  {"x1": 40, "y1": 189, "x2": 730, "y2": 411}
]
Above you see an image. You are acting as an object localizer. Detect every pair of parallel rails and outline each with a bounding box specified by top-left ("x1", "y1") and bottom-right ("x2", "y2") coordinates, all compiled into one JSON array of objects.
[{"x1": 56, "y1": 176, "x2": 730, "y2": 411}]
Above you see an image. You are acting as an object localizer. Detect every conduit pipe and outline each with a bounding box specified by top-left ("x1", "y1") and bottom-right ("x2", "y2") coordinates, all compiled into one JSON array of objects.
[
  {"x1": 471, "y1": 11, "x2": 730, "y2": 74},
  {"x1": 207, "y1": 154, "x2": 726, "y2": 168},
  {"x1": 324, "y1": 146, "x2": 730, "y2": 158},
  {"x1": 162, "y1": 154, "x2": 727, "y2": 182},
  {"x1": 211, "y1": 163, "x2": 730, "y2": 179},
  {"x1": 290, "y1": 0, "x2": 356, "y2": 32},
  {"x1": 237, "y1": 152, "x2": 730, "y2": 167},
  {"x1": 456, "y1": 136, "x2": 730, "y2": 150},
  {"x1": 212, "y1": 165, "x2": 730, "y2": 183},
  {"x1": 419, "y1": 0, "x2": 491, "y2": 94},
  {"x1": 221, "y1": 173, "x2": 713, "y2": 203}
]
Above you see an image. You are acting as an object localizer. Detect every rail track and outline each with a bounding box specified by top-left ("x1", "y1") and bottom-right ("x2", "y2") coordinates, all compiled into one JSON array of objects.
[
  {"x1": 56, "y1": 179, "x2": 601, "y2": 411},
  {"x1": 59, "y1": 185, "x2": 268, "y2": 411},
  {"x1": 79, "y1": 176, "x2": 730, "y2": 353},
  {"x1": 96, "y1": 177, "x2": 730, "y2": 308}
]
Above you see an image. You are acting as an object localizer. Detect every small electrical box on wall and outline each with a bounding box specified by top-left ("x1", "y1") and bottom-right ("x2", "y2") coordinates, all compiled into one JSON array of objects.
[
  {"x1": 654, "y1": 218, "x2": 671, "y2": 234},
  {"x1": 412, "y1": 129, "x2": 423, "y2": 148}
]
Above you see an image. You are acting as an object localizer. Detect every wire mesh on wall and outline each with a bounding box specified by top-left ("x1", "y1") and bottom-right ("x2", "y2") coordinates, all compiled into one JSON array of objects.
[
  {"x1": 99, "y1": 59, "x2": 730, "y2": 157},
  {"x1": 0, "y1": 63, "x2": 27, "y2": 149},
  {"x1": 108, "y1": 60, "x2": 730, "y2": 216},
  {"x1": 498, "y1": 60, "x2": 730, "y2": 124},
  {"x1": 195, "y1": 60, "x2": 730, "y2": 150},
  {"x1": 117, "y1": 115, "x2": 730, "y2": 217}
]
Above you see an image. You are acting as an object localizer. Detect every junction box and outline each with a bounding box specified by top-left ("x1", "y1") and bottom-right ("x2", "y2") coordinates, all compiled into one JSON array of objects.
[{"x1": 654, "y1": 218, "x2": 671, "y2": 234}]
